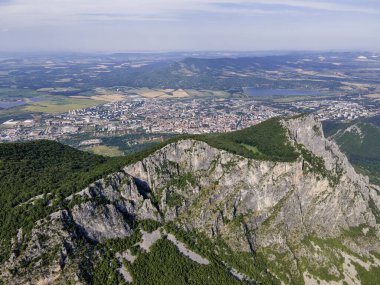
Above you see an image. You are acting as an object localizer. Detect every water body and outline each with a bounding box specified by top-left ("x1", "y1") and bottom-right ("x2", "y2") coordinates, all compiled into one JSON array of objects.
[
  {"x1": 0, "y1": 98, "x2": 43, "y2": 109},
  {"x1": 246, "y1": 88, "x2": 325, "y2": 97},
  {"x1": 0, "y1": 101, "x2": 26, "y2": 109}
]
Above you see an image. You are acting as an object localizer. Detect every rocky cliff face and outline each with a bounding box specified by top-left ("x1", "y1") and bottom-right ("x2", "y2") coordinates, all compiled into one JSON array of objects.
[
  {"x1": 126, "y1": 115, "x2": 379, "y2": 238},
  {"x1": 1, "y1": 115, "x2": 379, "y2": 284}
]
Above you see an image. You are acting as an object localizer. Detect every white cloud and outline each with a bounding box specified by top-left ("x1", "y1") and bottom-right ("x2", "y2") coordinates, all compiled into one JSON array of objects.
[
  {"x1": 0, "y1": 0, "x2": 379, "y2": 52},
  {"x1": 0, "y1": 0, "x2": 378, "y2": 28},
  {"x1": 245, "y1": 0, "x2": 380, "y2": 14}
]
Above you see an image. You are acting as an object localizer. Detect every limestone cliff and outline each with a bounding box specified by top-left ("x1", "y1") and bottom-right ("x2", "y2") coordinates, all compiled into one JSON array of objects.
[{"x1": 1, "y1": 115, "x2": 379, "y2": 285}]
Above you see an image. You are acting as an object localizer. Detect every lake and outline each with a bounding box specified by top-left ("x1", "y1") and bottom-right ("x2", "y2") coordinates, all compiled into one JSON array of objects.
[
  {"x1": 0, "y1": 98, "x2": 43, "y2": 109},
  {"x1": 0, "y1": 101, "x2": 26, "y2": 109}
]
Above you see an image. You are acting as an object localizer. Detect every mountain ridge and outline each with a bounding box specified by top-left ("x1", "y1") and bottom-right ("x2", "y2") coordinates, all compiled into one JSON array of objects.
[{"x1": 1, "y1": 114, "x2": 379, "y2": 284}]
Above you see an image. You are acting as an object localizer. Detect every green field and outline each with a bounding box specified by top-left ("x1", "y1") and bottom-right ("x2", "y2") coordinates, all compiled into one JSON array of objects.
[
  {"x1": 0, "y1": 88, "x2": 41, "y2": 99},
  {"x1": 0, "y1": 87, "x2": 107, "y2": 119},
  {"x1": 84, "y1": 145, "x2": 125, "y2": 157},
  {"x1": 23, "y1": 96, "x2": 105, "y2": 113}
]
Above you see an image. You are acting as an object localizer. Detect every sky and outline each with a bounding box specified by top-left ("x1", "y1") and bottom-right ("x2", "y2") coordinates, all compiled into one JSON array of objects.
[{"x1": 0, "y1": 0, "x2": 379, "y2": 52}]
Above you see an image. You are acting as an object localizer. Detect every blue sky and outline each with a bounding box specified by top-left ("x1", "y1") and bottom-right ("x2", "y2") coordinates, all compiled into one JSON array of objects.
[{"x1": 0, "y1": 0, "x2": 379, "y2": 52}]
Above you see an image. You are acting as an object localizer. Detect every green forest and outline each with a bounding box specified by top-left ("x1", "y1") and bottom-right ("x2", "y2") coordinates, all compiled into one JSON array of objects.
[
  {"x1": 0, "y1": 140, "x2": 130, "y2": 262},
  {"x1": 323, "y1": 116, "x2": 380, "y2": 185}
]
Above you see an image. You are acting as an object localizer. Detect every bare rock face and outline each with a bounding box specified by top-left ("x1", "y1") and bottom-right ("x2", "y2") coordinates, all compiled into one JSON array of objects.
[
  {"x1": 1, "y1": 170, "x2": 162, "y2": 284},
  {"x1": 0, "y1": 210, "x2": 80, "y2": 284},
  {"x1": 67, "y1": 171, "x2": 161, "y2": 243},
  {"x1": 283, "y1": 114, "x2": 368, "y2": 185},
  {"x1": 72, "y1": 202, "x2": 132, "y2": 242},
  {"x1": 282, "y1": 115, "x2": 378, "y2": 230},
  {"x1": 123, "y1": 115, "x2": 380, "y2": 261},
  {"x1": 119, "y1": 114, "x2": 380, "y2": 283}
]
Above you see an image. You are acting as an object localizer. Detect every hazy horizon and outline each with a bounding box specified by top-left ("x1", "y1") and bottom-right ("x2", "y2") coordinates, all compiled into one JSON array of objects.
[
  {"x1": 0, "y1": 49, "x2": 379, "y2": 56},
  {"x1": 0, "y1": 0, "x2": 380, "y2": 53}
]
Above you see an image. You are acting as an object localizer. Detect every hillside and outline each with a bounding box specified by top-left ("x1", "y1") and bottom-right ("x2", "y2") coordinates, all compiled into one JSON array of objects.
[
  {"x1": 159, "y1": 117, "x2": 299, "y2": 162},
  {"x1": 323, "y1": 115, "x2": 380, "y2": 185},
  {"x1": 1, "y1": 115, "x2": 380, "y2": 284},
  {"x1": 0, "y1": 54, "x2": 347, "y2": 92},
  {"x1": 0, "y1": 140, "x2": 131, "y2": 263},
  {"x1": 107, "y1": 56, "x2": 343, "y2": 92}
]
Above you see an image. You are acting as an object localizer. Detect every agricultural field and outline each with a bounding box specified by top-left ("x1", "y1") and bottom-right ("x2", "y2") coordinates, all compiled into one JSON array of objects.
[
  {"x1": 365, "y1": 93, "x2": 380, "y2": 100},
  {"x1": 124, "y1": 88, "x2": 231, "y2": 99},
  {"x1": 23, "y1": 96, "x2": 106, "y2": 113},
  {"x1": 0, "y1": 87, "x2": 114, "y2": 119},
  {"x1": 0, "y1": 85, "x2": 236, "y2": 122}
]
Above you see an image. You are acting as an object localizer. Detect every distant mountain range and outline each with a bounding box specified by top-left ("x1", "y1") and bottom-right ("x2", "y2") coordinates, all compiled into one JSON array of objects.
[{"x1": 2, "y1": 51, "x2": 378, "y2": 93}]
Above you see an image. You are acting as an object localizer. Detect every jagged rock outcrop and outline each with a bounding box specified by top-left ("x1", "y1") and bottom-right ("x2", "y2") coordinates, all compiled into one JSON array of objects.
[
  {"x1": 2, "y1": 114, "x2": 379, "y2": 284},
  {"x1": 0, "y1": 210, "x2": 82, "y2": 284},
  {"x1": 122, "y1": 115, "x2": 380, "y2": 282},
  {"x1": 283, "y1": 115, "x2": 369, "y2": 185},
  {"x1": 72, "y1": 202, "x2": 132, "y2": 242},
  {"x1": 125, "y1": 116, "x2": 379, "y2": 243},
  {"x1": 1, "y1": 171, "x2": 161, "y2": 284}
]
